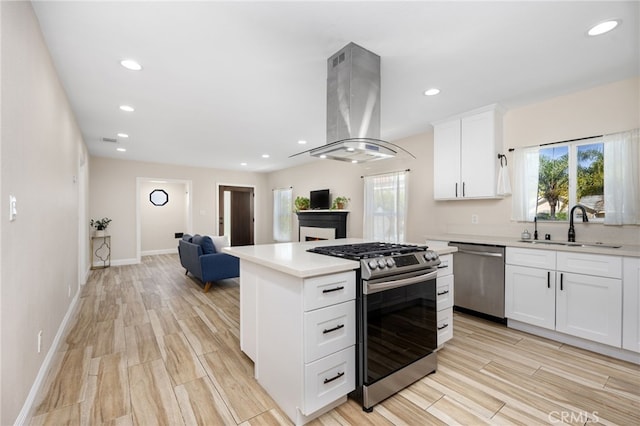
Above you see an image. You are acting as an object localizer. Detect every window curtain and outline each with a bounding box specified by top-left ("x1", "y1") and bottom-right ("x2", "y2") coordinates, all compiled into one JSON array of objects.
[
  {"x1": 273, "y1": 187, "x2": 293, "y2": 242},
  {"x1": 604, "y1": 129, "x2": 639, "y2": 225},
  {"x1": 363, "y1": 171, "x2": 408, "y2": 242},
  {"x1": 511, "y1": 146, "x2": 540, "y2": 221}
]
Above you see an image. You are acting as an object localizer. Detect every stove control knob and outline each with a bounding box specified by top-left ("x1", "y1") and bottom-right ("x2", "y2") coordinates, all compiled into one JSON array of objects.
[
  {"x1": 424, "y1": 252, "x2": 432, "y2": 261},
  {"x1": 424, "y1": 251, "x2": 437, "y2": 261},
  {"x1": 368, "y1": 260, "x2": 378, "y2": 270},
  {"x1": 377, "y1": 259, "x2": 387, "y2": 269},
  {"x1": 386, "y1": 258, "x2": 395, "y2": 268}
]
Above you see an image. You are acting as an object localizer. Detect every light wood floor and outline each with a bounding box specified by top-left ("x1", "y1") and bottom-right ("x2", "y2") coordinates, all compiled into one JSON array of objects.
[{"x1": 29, "y1": 254, "x2": 640, "y2": 425}]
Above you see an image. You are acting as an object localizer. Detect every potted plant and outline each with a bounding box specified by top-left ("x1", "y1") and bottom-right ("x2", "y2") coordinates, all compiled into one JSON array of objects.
[
  {"x1": 90, "y1": 217, "x2": 112, "y2": 237},
  {"x1": 332, "y1": 196, "x2": 350, "y2": 210},
  {"x1": 294, "y1": 196, "x2": 310, "y2": 211}
]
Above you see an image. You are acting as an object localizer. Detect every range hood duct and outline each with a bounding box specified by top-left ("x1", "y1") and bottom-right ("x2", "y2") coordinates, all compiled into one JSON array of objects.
[{"x1": 292, "y1": 42, "x2": 415, "y2": 163}]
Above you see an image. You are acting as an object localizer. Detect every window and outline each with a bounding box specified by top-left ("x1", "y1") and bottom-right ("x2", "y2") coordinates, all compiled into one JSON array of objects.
[
  {"x1": 363, "y1": 171, "x2": 408, "y2": 242},
  {"x1": 273, "y1": 187, "x2": 293, "y2": 242},
  {"x1": 536, "y1": 140, "x2": 604, "y2": 221}
]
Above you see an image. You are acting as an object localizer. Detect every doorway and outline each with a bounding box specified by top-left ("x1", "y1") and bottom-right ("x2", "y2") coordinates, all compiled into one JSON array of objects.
[{"x1": 218, "y1": 185, "x2": 254, "y2": 246}]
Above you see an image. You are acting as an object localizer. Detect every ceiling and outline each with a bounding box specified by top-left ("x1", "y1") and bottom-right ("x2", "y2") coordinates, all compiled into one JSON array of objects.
[{"x1": 32, "y1": 1, "x2": 639, "y2": 172}]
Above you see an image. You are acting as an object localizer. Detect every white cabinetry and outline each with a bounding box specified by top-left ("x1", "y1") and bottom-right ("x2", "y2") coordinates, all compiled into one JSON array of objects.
[
  {"x1": 243, "y1": 264, "x2": 356, "y2": 425},
  {"x1": 555, "y1": 252, "x2": 622, "y2": 347},
  {"x1": 436, "y1": 254, "x2": 454, "y2": 346},
  {"x1": 433, "y1": 105, "x2": 504, "y2": 200},
  {"x1": 622, "y1": 257, "x2": 640, "y2": 352},
  {"x1": 505, "y1": 248, "x2": 622, "y2": 347},
  {"x1": 505, "y1": 248, "x2": 556, "y2": 330}
]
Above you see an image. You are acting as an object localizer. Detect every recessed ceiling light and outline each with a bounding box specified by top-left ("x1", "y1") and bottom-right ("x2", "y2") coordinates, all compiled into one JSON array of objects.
[
  {"x1": 298, "y1": 140, "x2": 307, "y2": 145},
  {"x1": 320, "y1": 155, "x2": 327, "y2": 159},
  {"x1": 240, "y1": 162, "x2": 247, "y2": 166},
  {"x1": 116, "y1": 147, "x2": 126, "y2": 152},
  {"x1": 262, "y1": 154, "x2": 270, "y2": 158},
  {"x1": 120, "y1": 59, "x2": 142, "y2": 71},
  {"x1": 117, "y1": 133, "x2": 129, "y2": 138},
  {"x1": 119, "y1": 105, "x2": 134, "y2": 112},
  {"x1": 588, "y1": 19, "x2": 620, "y2": 36},
  {"x1": 351, "y1": 160, "x2": 358, "y2": 164},
  {"x1": 346, "y1": 147, "x2": 355, "y2": 152},
  {"x1": 424, "y1": 88, "x2": 440, "y2": 96}
]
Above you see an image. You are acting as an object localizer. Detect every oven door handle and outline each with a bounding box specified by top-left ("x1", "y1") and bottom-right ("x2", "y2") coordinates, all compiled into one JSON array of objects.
[{"x1": 365, "y1": 270, "x2": 438, "y2": 294}]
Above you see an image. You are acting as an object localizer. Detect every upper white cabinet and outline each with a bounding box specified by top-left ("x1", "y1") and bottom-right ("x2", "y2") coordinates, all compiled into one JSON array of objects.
[{"x1": 433, "y1": 105, "x2": 504, "y2": 200}]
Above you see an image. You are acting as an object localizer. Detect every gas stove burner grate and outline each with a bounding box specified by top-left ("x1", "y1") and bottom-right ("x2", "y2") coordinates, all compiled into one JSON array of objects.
[{"x1": 308, "y1": 242, "x2": 428, "y2": 260}]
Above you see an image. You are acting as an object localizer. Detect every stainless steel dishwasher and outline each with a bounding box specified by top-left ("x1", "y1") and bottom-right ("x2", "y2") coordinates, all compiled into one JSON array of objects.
[{"x1": 449, "y1": 242, "x2": 506, "y2": 321}]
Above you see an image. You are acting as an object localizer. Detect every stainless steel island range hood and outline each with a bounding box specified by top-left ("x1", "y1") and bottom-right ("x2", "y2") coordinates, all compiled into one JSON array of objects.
[{"x1": 292, "y1": 43, "x2": 415, "y2": 163}]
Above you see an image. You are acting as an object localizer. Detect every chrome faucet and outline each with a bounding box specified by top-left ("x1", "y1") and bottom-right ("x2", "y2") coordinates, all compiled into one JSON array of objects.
[{"x1": 568, "y1": 205, "x2": 589, "y2": 242}]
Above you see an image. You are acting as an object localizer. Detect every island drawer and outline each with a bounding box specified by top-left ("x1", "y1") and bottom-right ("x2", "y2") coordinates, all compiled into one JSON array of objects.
[
  {"x1": 304, "y1": 300, "x2": 355, "y2": 363},
  {"x1": 437, "y1": 307, "x2": 453, "y2": 346},
  {"x1": 303, "y1": 271, "x2": 356, "y2": 311},
  {"x1": 303, "y1": 345, "x2": 355, "y2": 415},
  {"x1": 437, "y1": 254, "x2": 453, "y2": 277},
  {"x1": 437, "y1": 274, "x2": 454, "y2": 310}
]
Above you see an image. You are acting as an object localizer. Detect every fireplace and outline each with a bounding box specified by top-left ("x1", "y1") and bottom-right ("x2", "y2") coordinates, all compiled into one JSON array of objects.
[{"x1": 296, "y1": 211, "x2": 348, "y2": 242}]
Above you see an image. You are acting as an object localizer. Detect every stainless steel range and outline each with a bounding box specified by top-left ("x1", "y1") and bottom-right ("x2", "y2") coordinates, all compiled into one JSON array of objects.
[{"x1": 308, "y1": 242, "x2": 441, "y2": 411}]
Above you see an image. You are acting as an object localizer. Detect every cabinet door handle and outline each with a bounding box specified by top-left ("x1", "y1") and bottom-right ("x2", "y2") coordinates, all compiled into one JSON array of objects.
[
  {"x1": 322, "y1": 286, "x2": 344, "y2": 294},
  {"x1": 560, "y1": 273, "x2": 564, "y2": 291},
  {"x1": 547, "y1": 271, "x2": 551, "y2": 289},
  {"x1": 437, "y1": 290, "x2": 449, "y2": 296},
  {"x1": 322, "y1": 324, "x2": 345, "y2": 334},
  {"x1": 463, "y1": 182, "x2": 466, "y2": 197},
  {"x1": 323, "y1": 371, "x2": 344, "y2": 384},
  {"x1": 437, "y1": 323, "x2": 449, "y2": 330},
  {"x1": 455, "y1": 183, "x2": 458, "y2": 197}
]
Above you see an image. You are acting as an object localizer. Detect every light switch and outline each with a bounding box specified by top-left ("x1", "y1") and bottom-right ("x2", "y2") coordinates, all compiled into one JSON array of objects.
[{"x1": 9, "y1": 195, "x2": 17, "y2": 221}]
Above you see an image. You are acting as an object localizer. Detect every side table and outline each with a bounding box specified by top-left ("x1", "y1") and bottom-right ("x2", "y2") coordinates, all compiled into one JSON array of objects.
[{"x1": 90, "y1": 235, "x2": 111, "y2": 270}]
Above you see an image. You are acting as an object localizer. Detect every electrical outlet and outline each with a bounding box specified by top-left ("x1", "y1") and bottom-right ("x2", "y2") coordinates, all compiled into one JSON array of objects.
[
  {"x1": 38, "y1": 330, "x2": 43, "y2": 353},
  {"x1": 471, "y1": 214, "x2": 479, "y2": 224}
]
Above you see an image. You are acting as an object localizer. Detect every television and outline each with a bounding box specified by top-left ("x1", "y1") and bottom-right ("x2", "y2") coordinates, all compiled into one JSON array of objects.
[{"x1": 310, "y1": 189, "x2": 330, "y2": 210}]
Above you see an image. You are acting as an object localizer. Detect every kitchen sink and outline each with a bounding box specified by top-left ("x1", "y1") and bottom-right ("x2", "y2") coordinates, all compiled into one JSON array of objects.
[{"x1": 518, "y1": 240, "x2": 621, "y2": 249}]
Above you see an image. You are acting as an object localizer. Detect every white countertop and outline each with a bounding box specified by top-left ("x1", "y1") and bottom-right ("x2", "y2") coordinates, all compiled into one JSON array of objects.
[
  {"x1": 223, "y1": 238, "x2": 457, "y2": 278},
  {"x1": 426, "y1": 233, "x2": 640, "y2": 258}
]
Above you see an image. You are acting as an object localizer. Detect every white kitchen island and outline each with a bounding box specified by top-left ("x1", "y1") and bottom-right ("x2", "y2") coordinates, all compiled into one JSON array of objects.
[{"x1": 223, "y1": 239, "x2": 361, "y2": 425}]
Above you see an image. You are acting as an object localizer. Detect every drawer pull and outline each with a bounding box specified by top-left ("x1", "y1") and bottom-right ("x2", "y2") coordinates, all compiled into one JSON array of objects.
[
  {"x1": 547, "y1": 271, "x2": 551, "y2": 289},
  {"x1": 323, "y1": 371, "x2": 345, "y2": 384},
  {"x1": 323, "y1": 324, "x2": 345, "y2": 334},
  {"x1": 437, "y1": 323, "x2": 449, "y2": 330},
  {"x1": 322, "y1": 286, "x2": 344, "y2": 294},
  {"x1": 437, "y1": 290, "x2": 449, "y2": 296}
]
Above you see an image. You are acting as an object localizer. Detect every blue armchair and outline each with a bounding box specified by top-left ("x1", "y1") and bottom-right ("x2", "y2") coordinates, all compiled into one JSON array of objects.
[{"x1": 178, "y1": 234, "x2": 239, "y2": 292}]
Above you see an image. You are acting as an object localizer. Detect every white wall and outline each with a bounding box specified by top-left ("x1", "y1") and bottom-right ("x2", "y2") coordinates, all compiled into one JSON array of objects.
[
  {"x1": 140, "y1": 181, "x2": 188, "y2": 254},
  {"x1": 0, "y1": 2, "x2": 88, "y2": 424},
  {"x1": 89, "y1": 156, "x2": 270, "y2": 263},
  {"x1": 430, "y1": 77, "x2": 640, "y2": 245},
  {"x1": 266, "y1": 133, "x2": 433, "y2": 243},
  {"x1": 268, "y1": 77, "x2": 640, "y2": 246}
]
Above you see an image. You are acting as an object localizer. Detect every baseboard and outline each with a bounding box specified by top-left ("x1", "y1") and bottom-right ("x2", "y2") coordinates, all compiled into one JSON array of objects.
[
  {"x1": 141, "y1": 248, "x2": 178, "y2": 256},
  {"x1": 14, "y1": 291, "x2": 81, "y2": 425},
  {"x1": 110, "y1": 258, "x2": 139, "y2": 266},
  {"x1": 508, "y1": 319, "x2": 640, "y2": 364}
]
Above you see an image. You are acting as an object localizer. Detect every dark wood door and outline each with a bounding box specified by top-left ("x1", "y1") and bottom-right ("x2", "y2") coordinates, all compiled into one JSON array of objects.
[{"x1": 218, "y1": 185, "x2": 254, "y2": 246}]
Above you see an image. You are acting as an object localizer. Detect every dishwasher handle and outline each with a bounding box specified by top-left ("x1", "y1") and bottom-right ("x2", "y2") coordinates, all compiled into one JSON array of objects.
[{"x1": 456, "y1": 249, "x2": 503, "y2": 258}]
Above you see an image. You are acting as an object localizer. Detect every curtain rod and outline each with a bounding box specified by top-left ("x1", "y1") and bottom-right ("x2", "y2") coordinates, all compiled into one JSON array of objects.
[
  {"x1": 272, "y1": 186, "x2": 293, "y2": 191},
  {"x1": 361, "y1": 169, "x2": 410, "y2": 179},
  {"x1": 507, "y1": 134, "x2": 603, "y2": 152}
]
